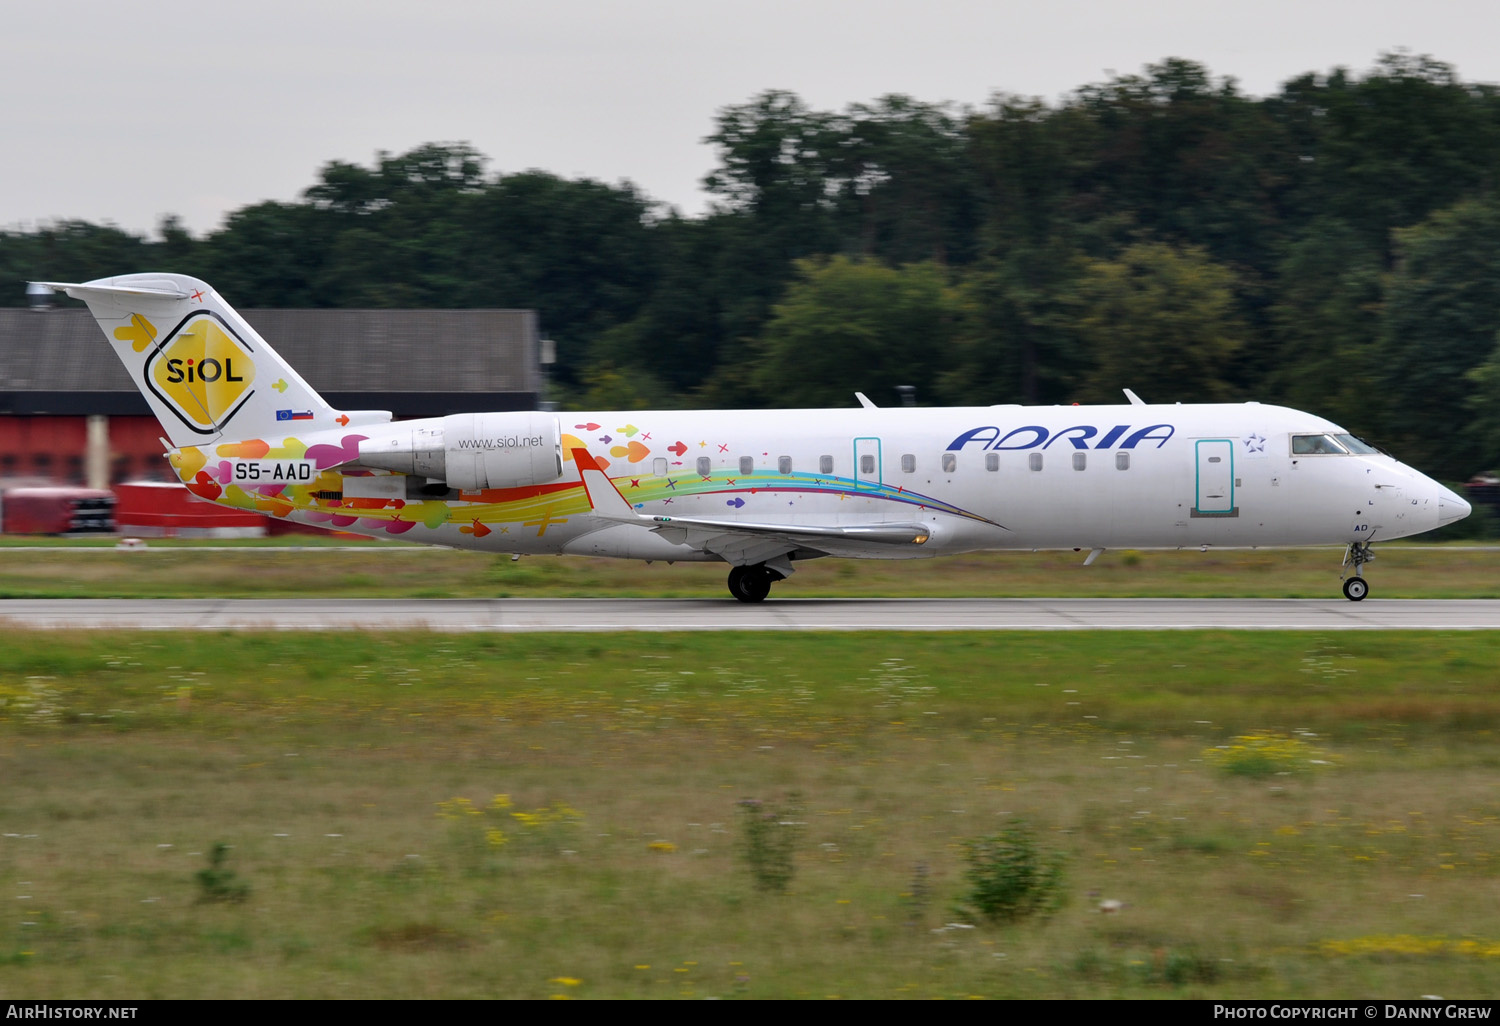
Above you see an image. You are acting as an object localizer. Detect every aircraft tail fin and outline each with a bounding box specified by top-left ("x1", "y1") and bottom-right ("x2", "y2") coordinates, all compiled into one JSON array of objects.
[{"x1": 35, "y1": 273, "x2": 387, "y2": 448}]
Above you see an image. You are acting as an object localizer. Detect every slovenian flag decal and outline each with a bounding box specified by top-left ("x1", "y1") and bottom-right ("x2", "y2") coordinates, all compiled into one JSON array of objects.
[{"x1": 276, "y1": 410, "x2": 315, "y2": 421}]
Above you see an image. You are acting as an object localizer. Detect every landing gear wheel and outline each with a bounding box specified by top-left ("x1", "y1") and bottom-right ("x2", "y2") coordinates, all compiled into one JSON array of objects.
[
  {"x1": 1340, "y1": 541, "x2": 1375, "y2": 602},
  {"x1": 727, "y1": 564, "x2": 775, "y2": 603}
]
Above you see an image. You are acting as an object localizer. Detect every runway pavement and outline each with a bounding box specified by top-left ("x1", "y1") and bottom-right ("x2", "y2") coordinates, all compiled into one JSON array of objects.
[{"x1": 1, "y1": 597, "x2": 1497, "y2": 631}]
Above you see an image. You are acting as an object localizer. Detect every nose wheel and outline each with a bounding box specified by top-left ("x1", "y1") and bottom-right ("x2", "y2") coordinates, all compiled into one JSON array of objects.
[{"x1": 1340, "y1": 542, "x2": 1374, "y2": 601}]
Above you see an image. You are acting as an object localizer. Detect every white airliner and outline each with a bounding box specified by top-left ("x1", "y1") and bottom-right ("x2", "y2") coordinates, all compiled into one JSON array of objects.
[{"x1": 40, "y1": 273, "x2": 1471, "y2": 602}]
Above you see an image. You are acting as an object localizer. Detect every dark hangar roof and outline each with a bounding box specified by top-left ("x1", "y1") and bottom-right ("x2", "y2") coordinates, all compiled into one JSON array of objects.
[{"x1": 0, "y1": 307, "x2": 542, "y2": 416}]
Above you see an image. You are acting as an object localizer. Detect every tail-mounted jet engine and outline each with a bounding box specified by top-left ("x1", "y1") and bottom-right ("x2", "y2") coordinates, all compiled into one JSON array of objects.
[{"x1": 356, "y1": 412, "x2": 562, "y2": 490}]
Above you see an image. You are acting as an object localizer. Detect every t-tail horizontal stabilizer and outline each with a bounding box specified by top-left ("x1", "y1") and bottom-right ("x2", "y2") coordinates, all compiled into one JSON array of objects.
[{"x1": 33, "y1": 274, "x2": 390, "y2": 448}]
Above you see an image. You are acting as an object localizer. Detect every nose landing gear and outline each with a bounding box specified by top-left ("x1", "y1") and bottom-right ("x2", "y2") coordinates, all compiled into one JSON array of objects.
[{"x1": 1340, "y1": 541, "x2": 1374, "y2": 601}]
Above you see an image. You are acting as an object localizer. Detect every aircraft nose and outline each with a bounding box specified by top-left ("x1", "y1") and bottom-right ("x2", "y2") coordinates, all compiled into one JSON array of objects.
[{"x1": 1438, "y1": 485, "x2": 1472, "y2": 524}]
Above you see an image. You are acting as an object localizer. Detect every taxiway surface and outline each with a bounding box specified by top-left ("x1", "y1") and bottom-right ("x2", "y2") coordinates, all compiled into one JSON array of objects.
[{"x1": 1, "y1": 598, "x2": 1496, "y2": 631}]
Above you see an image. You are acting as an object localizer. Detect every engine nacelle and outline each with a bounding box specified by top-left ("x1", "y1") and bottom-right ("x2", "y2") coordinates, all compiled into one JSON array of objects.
[
  {"x1": 441, "y1": 412, "x2": 563, "y2": 490},
  {"x1": 356, "y1": 412, "x2": 562, "y2": 491}
]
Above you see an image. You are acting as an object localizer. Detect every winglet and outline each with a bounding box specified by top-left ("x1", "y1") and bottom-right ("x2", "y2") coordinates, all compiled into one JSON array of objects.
[
  {"x1": 571, "y1": 446, "x2": 604, "y2": 474},
  {"x1": 571, "y1": 447, "x2": 638, "y2": 519}
]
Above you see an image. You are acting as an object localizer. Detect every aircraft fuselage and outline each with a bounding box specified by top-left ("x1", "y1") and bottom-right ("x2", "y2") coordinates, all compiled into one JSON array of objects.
[{"x1": 179, "y1": 402, "x2": 1461, "y2": 560}]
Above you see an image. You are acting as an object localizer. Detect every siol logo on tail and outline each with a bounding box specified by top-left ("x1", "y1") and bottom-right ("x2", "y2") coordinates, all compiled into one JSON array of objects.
[{"x1": 133, "y1": 312, "x2": 258, "y2": 435}]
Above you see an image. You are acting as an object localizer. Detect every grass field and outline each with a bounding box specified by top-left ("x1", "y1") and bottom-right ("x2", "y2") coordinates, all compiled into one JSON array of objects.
[
  {"x1": 4, "y1": 630, "x2": 1500, "y2": 998},
  {"x1": 1, "y1": 541, "x2": 1498, "y2": 599}
]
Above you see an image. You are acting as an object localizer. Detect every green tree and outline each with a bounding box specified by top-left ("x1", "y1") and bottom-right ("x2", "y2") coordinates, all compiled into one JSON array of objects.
[
  {"x1": 966, "y1": 96, "x2": 1099, "y2": 253},
  {"x1": 1062, "y1": 59, "x2": 1301, "y2": 274},
  {"x1": 0, "y1": 222, "x2": 151, "y2": 302},
  {"x1": 198, "y1": 201, "x2": 332, "y2": 306},
  {"x1": 212, "y1": 145, "x2": 662, "y2": 382},
  {"x1": 704, "y1": 89, "x2": 841, "y2": 246},
  {"x1": 303, "y1": 143, "x2": 489, "y2": 306},
  {"x1": 753, "y1": 257, "x2": 967, "y2": 408},
  {"x1": 153, "y1": 216, "x2": 199, "y2": 270},
  {"x1": 938, "y1": 242, "x2": 1087, "y2": 406},
  {"x1": 834, "y1": 95, "x2": 979, "y2": 265},
  {"x1": 1265, "y1": 219, "x2": 1384, "y2": 430},
  {"x1": 588, "y1": 213, "x2": 747, "y2": 398},
  {"x1": 558, "y1": 362, "x2": 668, "y2": 412},
  {"x1": 696, "y1": 90, "x2": 853, "y2": 393},
  {"x1": 1285, "y1": 54, "x2": 1500, "y2": 264},
  {"x1": 1377, "y1": 196, "x2": 1500, "y2": 477},
  {"x1": 463, "y1": 170, "x2": 659, "y2": 385},
  {"x1": 305, "y1": 143, "x2": 487, "y2": 216},
  {"x1": 1465, "y1": 340, "x2": 1500, "y2": 475},
  {"x1": 1075, "y1": 241, "x2": 1247, "y2": 403}
]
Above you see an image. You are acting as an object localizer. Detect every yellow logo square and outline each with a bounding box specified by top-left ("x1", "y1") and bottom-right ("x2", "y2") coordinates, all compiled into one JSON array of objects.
[{"x1": 145, "y1": 315, "x2": 257, "y2": 432}]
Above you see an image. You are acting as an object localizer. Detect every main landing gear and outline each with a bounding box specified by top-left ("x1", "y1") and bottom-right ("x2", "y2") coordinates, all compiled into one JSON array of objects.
[
  {"x1": 727, "y1": 564, "x2": 784, "y2": 603},
  {"x1": 1340, "y1": 541, "x2": 1374, "y2": 601}
]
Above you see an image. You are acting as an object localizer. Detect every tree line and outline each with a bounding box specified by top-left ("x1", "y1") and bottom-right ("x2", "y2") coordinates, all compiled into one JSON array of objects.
[{"x1": 5, "y1": 52, "x2": 1500, "y2": 482}]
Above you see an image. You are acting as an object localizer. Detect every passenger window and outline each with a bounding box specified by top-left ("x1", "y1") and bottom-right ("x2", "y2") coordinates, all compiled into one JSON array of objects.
[
  {"x1": 901, "y1": 454, "x2": 915, "y2": 473},
  {"x1": 860, "y1": 454, "x2": 876, "y2": 474},
  {"x1": 942, "y1": 453, "x2": 956, "y2": 473},
  {"x1": 653, "y1": 457, "x2": 667, "y2": 476},
  {"x1": 1115, "y1": 452, "x2": 1129, "y2": 471},
  {"x1": 778, "y1": 456, "x2": 792, "y2": 475},
  {"x1": 1073, "y1": 452, "x2": 1086, "y2": 471},
  {"x1": 1029, "y1": 453, "x2": 1043, "y2": 472},
  {"x1": 739, "y1": 456, "x2": 754, "y2": 475},
  {"x1": 819, "y1": 455, "x2": 834, "y2": 475},
  {"x1": 985, "y1": 452, "x2": 999, "y2": 472},
  {"x1": 696, "y1": 456, "x2": 711, "y2": 477}
]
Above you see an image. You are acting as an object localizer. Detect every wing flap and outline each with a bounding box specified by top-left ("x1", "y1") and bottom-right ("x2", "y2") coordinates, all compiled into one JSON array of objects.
[{"x1": 649, "y1": 514, "x2": 929, "y2": 546}]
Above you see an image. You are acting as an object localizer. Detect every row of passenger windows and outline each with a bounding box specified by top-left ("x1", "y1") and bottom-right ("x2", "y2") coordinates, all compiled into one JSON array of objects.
[
  {"x1": 676, "y1": 451, "x2": 1134, "y2": 476},
  {"x1": 694, "y1": 456, "x2": 817, "y2": 476},
  {"x1": 1019, "y1": 452, "x2": 1132, "y2": 471}
]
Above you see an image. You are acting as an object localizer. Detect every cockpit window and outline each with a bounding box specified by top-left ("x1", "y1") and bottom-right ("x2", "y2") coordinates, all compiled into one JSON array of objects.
[
  {"x1": 1291, "y1": 433, "x2": 1350, "y2": 455},
  {"x1": 1333, "y1": 433, "x2": 1379, "y2": 455}
]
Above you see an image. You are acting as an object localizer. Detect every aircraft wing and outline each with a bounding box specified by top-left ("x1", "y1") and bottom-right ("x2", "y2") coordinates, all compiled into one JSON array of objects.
[
  {"x1": 647, "y1": 515, "x2": 930, "y2": 562},
  {"x1": 571, "y1": 448, "x2": 931, "y2": 563}
]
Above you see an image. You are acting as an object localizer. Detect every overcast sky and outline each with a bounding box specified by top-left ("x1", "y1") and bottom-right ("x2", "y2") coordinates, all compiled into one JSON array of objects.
[{"x1": 5, "y1": 0, "x2": 1499, "y2": 238}]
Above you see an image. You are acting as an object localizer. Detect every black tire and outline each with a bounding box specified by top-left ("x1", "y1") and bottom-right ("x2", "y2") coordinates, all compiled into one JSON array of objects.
[
  {"x1": 741, "y1": 568, "x2": 772, "y2": 602},
  {"x1": 1342, "y1": 577, "x2": 1369, "y2": 602},
  {"x1": 728, "y1": 565, "x2": 772, "y2": 603}
]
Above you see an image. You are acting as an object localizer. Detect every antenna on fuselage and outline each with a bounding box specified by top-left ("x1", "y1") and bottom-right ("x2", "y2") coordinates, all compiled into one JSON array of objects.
[
  {"x1": 1123, "y1": 388, "x2": 1146, "y2": 406},
  {"x1": 855, "y1": 392, "x2": 877, "y2": 409}
]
